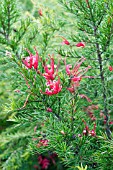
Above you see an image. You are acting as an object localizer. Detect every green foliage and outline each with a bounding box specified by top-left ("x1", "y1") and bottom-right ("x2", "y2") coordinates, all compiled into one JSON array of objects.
[{"x1": 0, "y1": 0, "x2": 113, "y2": 170}]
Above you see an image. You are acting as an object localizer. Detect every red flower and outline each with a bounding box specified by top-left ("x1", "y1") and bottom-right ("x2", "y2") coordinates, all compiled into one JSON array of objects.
[
  {"x1": 82, "y1": 121, "x2": 96, "y2": 137},
  {"x1": 37, "y1": 139, "x2": 48, "y2": 147},
  {"x1": 41, "y1": 158, "x2": 50, "y2": 169},
  {"x1": 38, "y1": 9, "x2": 43, "y2": 16},
  {"x1": 109, "y1": 121, "x2": 113, "y2": 125},
  {"x1": 67, "y1": 85, "x2": 75, "y2": 93},
  {"x1": 65, "y1": 57, "x2": 91, "y2": 92},
  {"x1": 109, "y1": 66, "x2": 113, "y2": 71},
  {"x1": 43, "y1": 78, "x2": 62, "y2": 95},
  {"x1": 62, "y1": 39, "x2": 70, "y2": 45},
  {"x1": 43, "y1": 57, "x2": 56, "y2": 81},
  {"x1": 22, "y1": 48, "x2": 39, "y2": 70},
  {"x1": 76, "y1": 42, "x2": 85, "y2": 48},
  {"x1": 38, "y1": 156, "x2": 50, "y2": 169},
  {"x1": 46, "y1": 107, "x2": 52, "y2": 112},
  {"x1": 89, "y1": 123, "x2": 96, "y2": 137}
]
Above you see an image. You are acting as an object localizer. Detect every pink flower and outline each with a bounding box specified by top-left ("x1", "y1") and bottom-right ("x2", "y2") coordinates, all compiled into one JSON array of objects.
[
  {"x1": 65, "y1": 57, "x2": 87, "y2": 78},
  {"x1": 89, "y1": 123, "x2": 96, "y2": 137},
  {"x1": 38, "y1": 156, "x2": 50, "y2": 169},
  {"x1": 62, "y1": 39, "x2": 70, "y2": 45},
  {"x1": 109, "y1": 66, "x2": 113, "y2": 71},
  {"x1": 109, "y1": 121, "x2": 113, "y2": 125},
  {"x1": 38, "y1": 9, "x2": 43, "y2": 16},
  {"x1": 67, "y1": 86, "x2": 75, "y2": 93},
  {"x1": 83, "y1": 121, "x2": 96, "y2": 137},
  {"x1": 76, "y1": 42, "x2": 85, "y2": 48},
  {"x1": 22, "y1": 48, "x2": 39, "y2": 70},
  {"x1": 41, "y1": 158, "x2": 50, "y2": 169},
  {"x1": 43, "y1": 57, "x2": 57, "y2": 81},
  {"x1": 43, "y1": 78, "x2": 62, "y2": 95},
  {"x1": 37, "y1": 139, "x2": 48, "y2": 147},
  {"x1": 65, "y1": 64, "x2": 72, "y2": 76},
  {"x1": 65, "y1": 57, "x2": 91, "y2": 92},
  {"x1": 47, "y1": 107, "x2": 52, "y2": 112},
  {"x1": 38, "y1": 155, "x2": 43, "y2": 164}
]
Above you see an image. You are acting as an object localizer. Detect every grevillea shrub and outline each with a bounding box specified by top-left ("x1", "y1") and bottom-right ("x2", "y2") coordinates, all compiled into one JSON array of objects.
[{"x1": 0, "y1": 0, "x2": 113, "y2": 170}]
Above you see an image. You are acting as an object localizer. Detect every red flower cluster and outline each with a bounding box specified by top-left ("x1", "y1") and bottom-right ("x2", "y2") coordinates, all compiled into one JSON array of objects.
[
  {"x1": 43, "y1": 79, "x2": 62, "y2": 95},
  {"x1": 22, "y1": 49, "x2": 91, "y2": 96}
]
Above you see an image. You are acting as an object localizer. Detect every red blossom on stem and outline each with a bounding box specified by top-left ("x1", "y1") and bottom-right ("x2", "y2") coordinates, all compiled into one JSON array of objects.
[
  {"x1": 37, "y1": 139, "x2": 48, "y2": 147},
  {"x1": 89, "y1": 123, "x2": 96, "y2": 137},
  {"x1": 65, "y1": 57, "x2": 91, "y2": 93},
  {"x1": 42, "y1": 78, "x2": 62, "y2": 95},
  {"x1": 46, "y1": 107, "x2": 52, "y2": 112},
  {"x1": 43, "y1": 57, "x2": 57, "y2": 81},
  {"x1": 38, "y1": 9, "x2": 43, "y2": 16},
  {"x1": 109, "y1": 121, "x2": 113, "y2": 125},
  {"x1": 38, "y1": 155, "x2": 50, "y2": 169},
  {"x1": 62, "y1": 39, "x2": 70, "y2": 45},
  {"x1": 22, "y1": 48, "x2": 39, "y2": 70},
  {"x1": 83, "y1": 121, "x2": 89, "y2": 136},
  {"x1": 59, "y1": 36, "x2": 70, "y2": 45},
  {"x1": 76, "y1": 42, "x2": 85, "y2": 48},
  {"x1": 109, "y1": 66, "x2": 113, "y2": 71},
  {"x1": 83, "y1": 120, "x2": 96, "y2": 137}
]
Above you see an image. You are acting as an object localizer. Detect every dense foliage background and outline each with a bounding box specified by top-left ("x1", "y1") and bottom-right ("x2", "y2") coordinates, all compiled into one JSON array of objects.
[{"x1": 0, "y1": 0, "x2": 113, "y2": 170}]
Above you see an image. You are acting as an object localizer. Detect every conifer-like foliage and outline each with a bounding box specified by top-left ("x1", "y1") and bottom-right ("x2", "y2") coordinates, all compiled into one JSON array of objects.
[{"x1": 0, "y1": 0, "x2": 113, "y2": 170}]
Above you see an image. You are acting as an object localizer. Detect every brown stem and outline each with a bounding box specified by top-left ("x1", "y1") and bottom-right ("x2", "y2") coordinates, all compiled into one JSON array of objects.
[{"x1": 94, "y1": 28, "x2": 111, "y2": 139}]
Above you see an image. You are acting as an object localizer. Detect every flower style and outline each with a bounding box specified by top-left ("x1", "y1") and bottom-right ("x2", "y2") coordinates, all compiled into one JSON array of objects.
[
  {"x1": 76, "y1": 42, "x2": 85, "y2": 48},
  {"x1": 22, "y1": 48, "x2": 39, "y2": 70},
  {"x1": 43, "y1": 57, "x2": 56, "y2": 81},
  {"x1": 43, "y1": 78, "x2": 62, "y2": 95}
]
